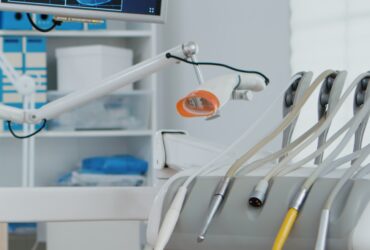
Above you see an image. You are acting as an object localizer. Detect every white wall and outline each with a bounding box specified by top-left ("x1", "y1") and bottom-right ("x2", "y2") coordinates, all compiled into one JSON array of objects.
[{"x1": 157, "y1": 0, "x2": 291, "y2": 151}]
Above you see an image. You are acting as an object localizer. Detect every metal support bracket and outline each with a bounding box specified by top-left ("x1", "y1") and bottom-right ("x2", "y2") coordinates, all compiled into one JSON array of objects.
[
  {"x1": 353, "y1": 76, "x2": 370, "y2": 155},
  {"x1": 315, "y1": 71, "x2": 346, "y2": 164},
  {"x1": 281, "y1": 72, "x2": 312, "y2": 160}
]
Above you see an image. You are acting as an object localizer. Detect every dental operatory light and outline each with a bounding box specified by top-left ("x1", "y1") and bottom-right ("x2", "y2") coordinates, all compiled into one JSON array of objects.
[
  {"x1": 0, "y1": 38, "x2": 269, "y2": 140},
  {"x1": 165, "y1": 53, "x2": 269, "y2": 119},
  {"x1": 176, "y1": 74, "x2": 267, "y2": 118}
]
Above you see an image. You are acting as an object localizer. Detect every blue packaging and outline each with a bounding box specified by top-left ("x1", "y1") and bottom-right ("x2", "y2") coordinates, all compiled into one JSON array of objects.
[
  {"x1": 8, "y1": 223, "x2": 37, "y2": 234},
  {"x1": 35, "y1": 14, "x2": 54, "y2": 30},
  {"x1": 0, "y1": 12, "x2": 32, "y2": 30},
  {"x1": 88, "y1": 21, "x2": 107, "y2": 30},
  {"x1": 26, "y1": 37, "x2": 47, "y2": 52},
  {"x1": 56, "y1": 21, "x2": 84, "y2": 31},
  {"x1": 82, "y1": 155, "x2": 148, "y2": 175},
  {"x1": 3, "y1": 36, "x2": 23, "y2": 52}
]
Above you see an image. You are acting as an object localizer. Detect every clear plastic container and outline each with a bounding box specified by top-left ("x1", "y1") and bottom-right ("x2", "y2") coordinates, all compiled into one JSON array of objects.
[{"x1": 47, "y1": 92, "x2": 151, "y2": 131}]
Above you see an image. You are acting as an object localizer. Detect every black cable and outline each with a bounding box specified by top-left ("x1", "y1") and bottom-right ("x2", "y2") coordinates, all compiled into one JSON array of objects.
[
  {"x1": 26, "y1": 13, "x2": 62, "y2": 33},
  {"x1": 7, "y1": 119, "x2": 47, "y2": 139},
  {"x1": 165, "y1": 53, "x2": 270, "y2": 84}
]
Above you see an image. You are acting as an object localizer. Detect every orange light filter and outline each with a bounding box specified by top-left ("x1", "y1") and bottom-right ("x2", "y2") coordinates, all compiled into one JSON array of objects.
[{"x1": 176, "y1": 90, "x2": 220, "y2": 117}]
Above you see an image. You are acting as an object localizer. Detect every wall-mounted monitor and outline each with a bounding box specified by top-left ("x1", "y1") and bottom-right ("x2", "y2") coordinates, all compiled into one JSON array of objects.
[{"x1": 0, "y1": 0, "x2": 167, "y2": 22}]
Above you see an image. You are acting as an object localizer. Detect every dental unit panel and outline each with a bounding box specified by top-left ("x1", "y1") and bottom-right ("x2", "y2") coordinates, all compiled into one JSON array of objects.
[
  {"x1": 314, "y1": 79, "x2": 370, "y2": 250},
  {"x1": 161, "y1": 175, "x2": 370, "y2": 250},
  {"x1": 247, "y1": 72, "x2": 347, "y2": 208},
  {"x1": 273, "y1": 73, "x2": 370, "y2": 249}
]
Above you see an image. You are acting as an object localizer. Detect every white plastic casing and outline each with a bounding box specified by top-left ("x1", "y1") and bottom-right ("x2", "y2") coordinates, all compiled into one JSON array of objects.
[
  {"x1": 154, "y1": 186, "x2": 188, "y2": 250},
  {"x1": 197, "y1": 73, "x2": 266, "y2": 109}
]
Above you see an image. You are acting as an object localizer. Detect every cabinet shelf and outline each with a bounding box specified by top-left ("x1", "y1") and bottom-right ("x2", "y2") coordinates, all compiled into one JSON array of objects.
[
  {"x1": 0, "y1": 130, "x2": 153, "y2": 138},
  {"x1": 0, "y1": 30, "x2": 153, "y2": 38}
]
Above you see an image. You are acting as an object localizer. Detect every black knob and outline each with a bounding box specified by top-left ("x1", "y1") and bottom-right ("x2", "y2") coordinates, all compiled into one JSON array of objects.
[
  {"x1": 15, "y1": 13, "x2": 22, "y2": 21},
  {"x1": 356, "y1": 92, "x2": 365, "y2": 106},
  {"x1": 40, "y1": 14, "x2": 49, "y2": 20},
  {"x1": 361, "y1": 78, "x2": 369, "y2": 91},
  {"x1": 326, "y1": 77, "x2": 334, "y2": 92},
  {"x1": 285, "y1": 92, "x2": 294, "y2": 107},
  {"x1": 320, "y1": 93, "x2": 329, "y2": 107},
  {"x1": 291, "y1": 79, "x2": 300, "y2": 91}
]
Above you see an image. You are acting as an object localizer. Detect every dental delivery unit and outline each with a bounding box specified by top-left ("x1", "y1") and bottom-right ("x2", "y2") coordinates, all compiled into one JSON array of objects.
[{"x1": 0, "y1": 0, "x2": 368, "y2": 249}]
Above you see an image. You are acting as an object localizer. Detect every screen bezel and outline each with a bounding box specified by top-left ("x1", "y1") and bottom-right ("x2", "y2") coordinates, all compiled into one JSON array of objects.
[{"x1": 0, "y1": 0, "x2": 167, "y2": 23}]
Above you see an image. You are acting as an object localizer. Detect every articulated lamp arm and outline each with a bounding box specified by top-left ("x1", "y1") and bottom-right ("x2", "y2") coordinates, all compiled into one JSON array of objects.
[
  {"x1": 0, "y1": 42, "x2": 199, "y2": 125},
  {"x1": 0, "y1": 53, "x2": 38, "y2": 97}
]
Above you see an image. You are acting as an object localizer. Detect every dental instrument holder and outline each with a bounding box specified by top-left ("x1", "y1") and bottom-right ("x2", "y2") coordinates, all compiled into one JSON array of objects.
[
  {"x1": 353, "y1": 77, "x2": 370, "y2": 156},
  {"x1": 315, "y1": 72, "x2": 346, "y2": 164},
  {"x1": 281, "y1": 72, "x2": 311, "y2": 157},
  {"x1": 162, "y1": 175, "x2": 370, "y2": 250}
]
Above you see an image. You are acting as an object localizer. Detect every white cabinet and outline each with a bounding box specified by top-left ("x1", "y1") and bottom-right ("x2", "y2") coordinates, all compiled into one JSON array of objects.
[
  {"x1": 0, "y1": 21, "x2": 158, "y2": 187},
  {"x1": 0, "y1": 20, "x2": 158, "y2": 250}
]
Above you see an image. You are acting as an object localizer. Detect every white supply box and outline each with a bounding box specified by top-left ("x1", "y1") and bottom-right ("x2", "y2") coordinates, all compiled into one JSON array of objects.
[{"x1": 56, "y1": 45, "x2": 133, "y2": 93}]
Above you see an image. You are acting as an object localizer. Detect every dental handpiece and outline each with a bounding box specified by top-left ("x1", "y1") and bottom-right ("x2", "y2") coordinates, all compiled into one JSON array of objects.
[{"x1": 197, "y1": 176, "x2": 232, "y2": 242}]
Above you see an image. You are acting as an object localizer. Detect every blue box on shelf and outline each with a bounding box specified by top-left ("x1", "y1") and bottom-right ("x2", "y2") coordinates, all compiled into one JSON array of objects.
[
  {"x1": 88, "y1": 21, "x2": 107, "y2": 30},
  {"x1": 2, "y1": 36, "x2": 23, "y2": 52},
  {"x1": 26, "y1": 37, "x2": 47, "y2": 52},
  {"x1": 0, "y1": 12, "x2": 32, "y2": 30},
  {"x1": 56, "y1": 21, "x2": 84, "y2": 31}
]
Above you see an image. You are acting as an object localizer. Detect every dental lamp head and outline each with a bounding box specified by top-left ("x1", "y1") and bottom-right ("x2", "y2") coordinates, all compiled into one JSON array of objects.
[{"x1": 176, "y1": 73, "x2": 267, "y2": 118}]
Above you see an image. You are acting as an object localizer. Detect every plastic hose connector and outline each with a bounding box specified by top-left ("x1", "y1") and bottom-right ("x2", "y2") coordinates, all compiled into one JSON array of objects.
[{"x1": 249, "y1": 179, "x2": 269, "y2": 207}]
